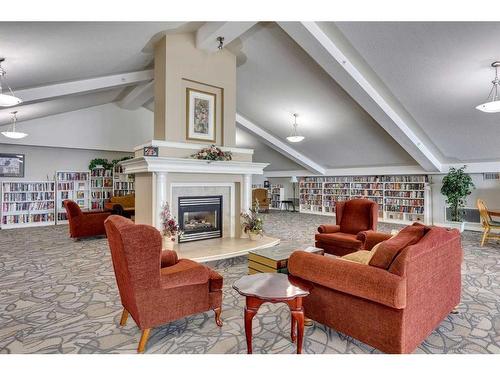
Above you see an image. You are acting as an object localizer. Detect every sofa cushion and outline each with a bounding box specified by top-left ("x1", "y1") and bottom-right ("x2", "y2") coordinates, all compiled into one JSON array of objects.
[
  {"x1": 341, "y1": 241, "x2": 385, "y2": 264},
  {"x1": 369, "y1": 224, "x2": 427, "y2": 269},
  {"x1": 315, "y1": 232, "x2": 362, "y2": 250}
]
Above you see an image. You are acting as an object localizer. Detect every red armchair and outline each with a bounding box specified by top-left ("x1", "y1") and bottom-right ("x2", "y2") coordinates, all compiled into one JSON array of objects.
[
  {"x1": 289, "y1": 224, "x2": 463, "y2": 353},
  {"x1": 315, "y1": 199, "x2": 380, "y2": 256},
  {"x1": 63, "y1": 199, "x2": 111, "y2": 239},
  {"x1": 104, "y1": 215, "x2": 223, "y2": 353}
]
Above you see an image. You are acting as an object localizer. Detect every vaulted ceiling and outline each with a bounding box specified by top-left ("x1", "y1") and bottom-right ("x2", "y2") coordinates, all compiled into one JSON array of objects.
[{"x1": 1, "y1": 21, "x2": 499, "y2": 172}]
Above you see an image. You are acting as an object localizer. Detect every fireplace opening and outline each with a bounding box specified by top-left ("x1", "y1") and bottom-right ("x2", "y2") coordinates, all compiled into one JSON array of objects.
[{"x1": 178, "y1": 196, "x2": 222, "y2": 242}]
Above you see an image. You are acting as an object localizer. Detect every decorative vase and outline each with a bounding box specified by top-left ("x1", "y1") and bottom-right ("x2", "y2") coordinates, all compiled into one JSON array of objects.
[
  {"x1": 162, "y1": 236, "x2": 176, "y2": 250},
  {"x1": 248, "y1": 231, "x2": 262, "y2": 241}
]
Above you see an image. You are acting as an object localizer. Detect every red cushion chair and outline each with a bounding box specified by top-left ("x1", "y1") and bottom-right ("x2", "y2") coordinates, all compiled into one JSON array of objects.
[
  {"x1": 63, "y1": 199, "x2": 111, "y2": 239},
  {"x1": 104, "y1": 215, "x2": 223, "y2": 353},
  {"x1": 315, "y1": 199, "x2": 380, "y2": 256}
]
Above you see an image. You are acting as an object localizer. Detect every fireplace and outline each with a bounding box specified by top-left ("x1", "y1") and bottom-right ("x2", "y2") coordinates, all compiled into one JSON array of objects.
[{"x1": 178, "y1": 196, "x2": 223, "y2": 242}]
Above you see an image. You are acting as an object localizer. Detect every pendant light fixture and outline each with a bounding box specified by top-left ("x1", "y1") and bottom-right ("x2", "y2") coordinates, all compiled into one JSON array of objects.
[
  {"x1": 0, "y1": 58, "x2": 23, "y2": 107},
  {"x1": 476, "y1": 61, "x2": 500, "y2": 113},
  {"x1": 286, "y1": 113, "x2": 305, "y2": 143},
  {"x1": 2, "y1": 111, "x2": 28, "y2": 139}
]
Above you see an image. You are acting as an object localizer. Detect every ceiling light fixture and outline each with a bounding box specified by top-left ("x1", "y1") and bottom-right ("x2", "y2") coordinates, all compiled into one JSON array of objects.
[
  {"x1": 0, "y1": 58, "x2": 23, "y2": 107},
  {"x1": 1, "y1": 111, "x2": 27, "y2": 139},
  {"x1": 286, "y1": 113, "x2": 305, "y2": 143},
  {"x1": 476, "y1": 61, "x2": 500, "y2": 113},
  {"x1": 217, "y1": 36, "x2": 225, "y2": 50}
]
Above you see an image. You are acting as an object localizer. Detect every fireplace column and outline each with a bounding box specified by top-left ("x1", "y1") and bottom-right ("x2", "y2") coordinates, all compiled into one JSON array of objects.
[
  {"x1": 155, "y1": 172, "x2": 168, "y2": 230},
  {"x1": 242, "y1": 173, "x2": 252, "y2": 212}
]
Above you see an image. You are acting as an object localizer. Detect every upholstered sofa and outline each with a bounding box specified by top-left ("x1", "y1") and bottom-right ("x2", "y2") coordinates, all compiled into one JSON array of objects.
[
  {"x1": 289, "y1": 223, "x2": 463, "y2": 353},
  {"x1": 104, "y1": 215, "x2": 223, "y2": 353},
  {"x1": 63, "y1": 199, "x2": 111, "y2": 239},
  {"x1": 315, "y1": 199, "x2": 380, "y2": 256},
  {"x1": 104, "y1": 194, "x2": 135, "y2": 217}
]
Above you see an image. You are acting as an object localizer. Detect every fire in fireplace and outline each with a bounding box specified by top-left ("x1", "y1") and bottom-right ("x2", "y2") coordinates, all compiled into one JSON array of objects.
[{"x1": 178, "y1": 196, "x2": 222, "y2": 242}]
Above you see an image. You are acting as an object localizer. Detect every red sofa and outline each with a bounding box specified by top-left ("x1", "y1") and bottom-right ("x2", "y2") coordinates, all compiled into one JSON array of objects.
[
  {"x1": 104, "y1": 215, "x2": 223, "y2": 353},
  {"x1": 289, "y1": 224, "x2": 463, "y2": 353},
  {"x1": 315, "y1": 199, "x2": 380, "y2": 256},
  {"x1": 63, "y1": 200, "x2": 111, "y2": 239}
]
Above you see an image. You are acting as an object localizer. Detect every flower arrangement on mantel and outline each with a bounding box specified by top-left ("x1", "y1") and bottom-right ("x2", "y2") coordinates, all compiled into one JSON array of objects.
[
  {"x1": 240, "y1": 199, "x2": 264, "y2": 240},
  {"x1": 160, "y1": 202, "x2": 183, "y2": 248},
  {"x1": 190, "y1": 145, "x2": 232, "y2": 162}
]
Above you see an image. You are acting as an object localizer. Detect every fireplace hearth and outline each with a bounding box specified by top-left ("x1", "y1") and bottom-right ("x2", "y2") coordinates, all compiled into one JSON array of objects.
[{"x1": 178, "y1": 196, "x2": 222, "y2": 242}]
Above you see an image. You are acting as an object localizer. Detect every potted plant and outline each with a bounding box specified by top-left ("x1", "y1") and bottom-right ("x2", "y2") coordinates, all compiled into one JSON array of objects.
[
  {"x1": 160, "y1": 202, "x2": 182, "y2": 249},
  {"x1": 241, "y1": 199, "x2": 264, "y2": 240},
  {"x1": 441, "y1": 165, "x2": 474, "y2": 232}
]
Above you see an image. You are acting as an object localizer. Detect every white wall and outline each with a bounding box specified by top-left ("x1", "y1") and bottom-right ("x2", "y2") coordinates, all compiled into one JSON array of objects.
[
  {"x1": 0, "y1": 143, "x2": 132, "y2": 182},
  {"x1": 0, "y1": 103, "x2": 153, "y2": 152}
]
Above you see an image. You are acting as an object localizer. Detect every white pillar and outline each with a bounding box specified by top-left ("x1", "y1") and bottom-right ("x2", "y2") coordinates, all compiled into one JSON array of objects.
[
  {"x1": 242, "y1": 173, "x2": 252, "y2": 212},
  {"x1": 155, "y1": 172, "x2": 168, "y2": 230}
]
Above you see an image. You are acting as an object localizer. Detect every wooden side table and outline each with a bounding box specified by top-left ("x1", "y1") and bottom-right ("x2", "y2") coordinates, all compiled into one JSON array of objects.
[{"x1": 233, "y1": 273, "x2": 310, "y2": 354}]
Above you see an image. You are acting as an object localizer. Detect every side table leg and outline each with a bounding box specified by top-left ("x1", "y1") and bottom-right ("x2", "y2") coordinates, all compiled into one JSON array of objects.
[
  {"x1": 244, "y1": 307, "x2": 258, "y2": 354},
  {"x1": 291, "y1": 313, "x2": 296, "y2": 343},
  {"x1": 291, "y1": 310, "x2": 305, "y2": 354}
]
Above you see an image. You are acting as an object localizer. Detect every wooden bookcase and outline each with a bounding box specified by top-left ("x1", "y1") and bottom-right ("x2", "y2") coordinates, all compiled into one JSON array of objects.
[
  {"x1": 55, "y1": 170, "x2": 90, "y2": 224},
  {"x1": 90, "y1": 166, "x2": 113, "y2": 210},
  {"x1": 299, "y1": 175, "x2": 431, "y2": 224},
  {"x1": 112, "y1": 164, "x2": 135, "y2": 197},
  {"x1": 1, "y1": 181, "x2": 56, "y2": 228}
]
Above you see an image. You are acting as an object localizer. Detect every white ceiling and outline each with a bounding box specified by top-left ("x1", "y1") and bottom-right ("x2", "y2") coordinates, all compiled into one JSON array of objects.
[
  {"x1": 335, "y1": 22, "x2": 500, "y2": 163},
  {"x1": 230, "y1": 23, "x2": 416, "y2": 169}
]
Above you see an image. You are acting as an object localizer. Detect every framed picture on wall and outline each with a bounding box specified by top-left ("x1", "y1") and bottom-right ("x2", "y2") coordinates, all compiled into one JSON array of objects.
[
  {"x1": 186, "y1": 88, "x2": 216, "y2": 143},
  {"x1": 0, "y1": 153, "x2": 25, "y2": 177}
]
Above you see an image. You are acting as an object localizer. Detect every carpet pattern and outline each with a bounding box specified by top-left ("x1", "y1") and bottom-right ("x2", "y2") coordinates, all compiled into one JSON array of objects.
[{"x1": 0, "y1": 211, "x2": 499, "y2": 354}]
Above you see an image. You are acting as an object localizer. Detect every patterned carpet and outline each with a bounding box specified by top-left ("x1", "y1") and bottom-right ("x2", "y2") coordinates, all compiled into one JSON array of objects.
[{"x1": 0, "y1": 211, "x2": 499, "y2": 354}]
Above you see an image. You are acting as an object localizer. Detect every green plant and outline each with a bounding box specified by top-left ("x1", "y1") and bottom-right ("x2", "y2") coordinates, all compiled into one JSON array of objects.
[
  {"x1": 88, "y1": 158, "x2": 112, "y2": 170},
  {"x1": 441, "y1": 166, "x2": 475, "y2": 222},
  {"x1": 240, "y1": 199, "x2": 264, "y2": 233},
  {"x1": 111, "y1": 156, "x2": 133, "y2": 166}
]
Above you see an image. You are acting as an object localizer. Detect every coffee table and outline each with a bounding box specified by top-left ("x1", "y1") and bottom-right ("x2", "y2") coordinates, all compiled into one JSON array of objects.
[{"x1": 233, "y1": 273, "x2": 310, "y2": 354}]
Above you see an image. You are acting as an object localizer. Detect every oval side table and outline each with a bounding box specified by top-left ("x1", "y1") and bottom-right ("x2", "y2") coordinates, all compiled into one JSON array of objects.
[{"x1": 233, "y1": 273, "x2": 310, "y2": 354}]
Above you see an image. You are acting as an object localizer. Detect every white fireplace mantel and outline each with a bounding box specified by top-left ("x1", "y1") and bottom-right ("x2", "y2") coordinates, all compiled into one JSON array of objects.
[{"x1": 121, "y1": 156, "x2": 269, "y2": 175}]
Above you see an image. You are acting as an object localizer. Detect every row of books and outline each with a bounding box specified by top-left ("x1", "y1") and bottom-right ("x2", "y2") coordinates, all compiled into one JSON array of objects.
[
  {"x1": 91, "y1": 191, "x2": 112, "y2": 199},
  {"x1": 385, "y1": 190, "x2": 425, "y2": 198},
  {"x1": 2, "y1": 202, "x2": 55, "y2": 212},
  {"x1": 323, "y1": 189, "x2": 349, "y2": 195},
  {"x1": 384, "y1": 183, "x2": 425, "y2": 190},
  {"x1": 57, "y1": 182, "x2": 88, "y2": 191},
  {"x1": 299, "y1": 189, "x2": 322, "y2": 195},
  {"x1": 385, "y1": 205, "x2": 424, "y2": 214},
  {"x1": 351, "y1": 183, "x2": 384, "y2": 189},
  {"x1": 114, "y1": 182, "x2": 135, "y2": 190},
  {"x1": 324, "y1": 183, "x2": 350, "y2": 189},
  {"x1": 91, "y1": 169, "x2": 113, "y2": 177},
  {"x1": 380, "y1": 175, "x2": 428, "y2": 183},
  {"x1": 91, "y1": 180, "x2": 113, "y2": 188},
  {"x1": 2, "y1": 192, "x2": 55, "y2": 201},
  {"x1": 56, "y1": 172, "x2": 88, "y2": 181},
  {"x1": 350, "y1": 189, "x2": 383, "y2": 197},
  {"x1": 2, "y1": 213, "x2": 55, "y2": 224},
  {"x1": 2, "y1": 182, "x2": 55, "y2": 192},
  {"x1": 384, "y1": 198, "x2": 424, "y2": 207}
]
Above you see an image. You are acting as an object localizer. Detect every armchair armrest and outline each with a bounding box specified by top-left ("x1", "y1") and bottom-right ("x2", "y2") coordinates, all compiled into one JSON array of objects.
[
  {"x1": 488, "y1": 210, "x2": 500, "y2": 217},
  {"x1": 357, "y1": 230, "x2": 393, "y2": 250},
  {"x1": 161, "y1": 250, "x2": 178, "y2": 268},
  {"x1": 317, "y1": 224, "x2": 341, "y2": 234},
  {"x1": 160, "y1": 259, "x2": 209, "y2": 290},
  {"x1": 288, "y1": 251, "x2": 406, "y2": 309}
]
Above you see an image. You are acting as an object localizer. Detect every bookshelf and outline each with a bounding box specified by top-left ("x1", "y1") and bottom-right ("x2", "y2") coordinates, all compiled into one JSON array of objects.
[
  {"x1": 1, "y1": 181, "x2": 56, "y2": 228},
  {"x1": 112, "y1": 164, "x2": 135, "y2": 197},
  {"x1": 90, "y1": 166, "x2": 113, "y2": 210},
  {"x1": 268, "y1": 184, "x2": 285, "y2": 209},
  {"x1": 299, "y1": 175, "x2": 431, "y2": 224},
  {"x1": 55, "y1": 170, "x2": 90, "y2": 223}
]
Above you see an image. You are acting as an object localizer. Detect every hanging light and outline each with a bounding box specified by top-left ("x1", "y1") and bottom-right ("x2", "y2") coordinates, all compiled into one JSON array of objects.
[
  {"x1": 1, "y1": 111, "x2": 28, "y2": 139},
  {"x1": 476, "y1": 61, "x2": 500, "y2": 113},
  {"x1": 286, "y1": 113, "x2": 305, "y2": 143},
  {"x1": 0, "y1": 58, "x2": 22, "y2": 107}
]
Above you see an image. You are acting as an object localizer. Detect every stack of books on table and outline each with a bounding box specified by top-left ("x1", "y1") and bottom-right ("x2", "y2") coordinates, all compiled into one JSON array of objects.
[{"x1": 248, "y1": 246, "x2": 324, "y2": 275}]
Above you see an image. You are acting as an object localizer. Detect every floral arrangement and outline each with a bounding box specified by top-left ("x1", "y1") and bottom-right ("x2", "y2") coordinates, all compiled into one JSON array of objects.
[
  {"x1": 160, "y1": 202, "x2": 182, "y2": 240},
  {"x1": 191, "y1": 145, "x2": 232, "y2": 161},
  {"x1": 240, "y1": 199, "x2": 264, "y2": 235}
]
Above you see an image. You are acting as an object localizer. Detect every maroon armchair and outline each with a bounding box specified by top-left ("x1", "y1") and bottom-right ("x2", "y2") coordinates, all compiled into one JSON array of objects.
[
  {"x1": 63, "y1": 199, "x2": 111, "y2": 239},
  {"x1": 104, "y1": 215, "x2": 223, "y2": 353},
  {"x1": 315, "y1": 199, "x2": 380, "y2": 256}
]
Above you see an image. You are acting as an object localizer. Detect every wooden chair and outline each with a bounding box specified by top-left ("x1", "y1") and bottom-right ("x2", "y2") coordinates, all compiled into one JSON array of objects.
[
  {"x1": 252, "y1": 188, "x2": 269, "y2": 212},
  {"x1": 477, "y1": 199, "x2": 500, "y2": 246}
]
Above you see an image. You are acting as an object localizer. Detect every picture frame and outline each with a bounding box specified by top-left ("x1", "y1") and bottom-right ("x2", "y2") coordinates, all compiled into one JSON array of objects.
[
  {"x1": 143, "y1": 146, "x2": 159, "y2": 157},
  {"x1": 186, "y1": 88, "x2": 216, "y2": 143},
  {"x1": 0, "y1": 153, "x2": 25, "y2": 177}
]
